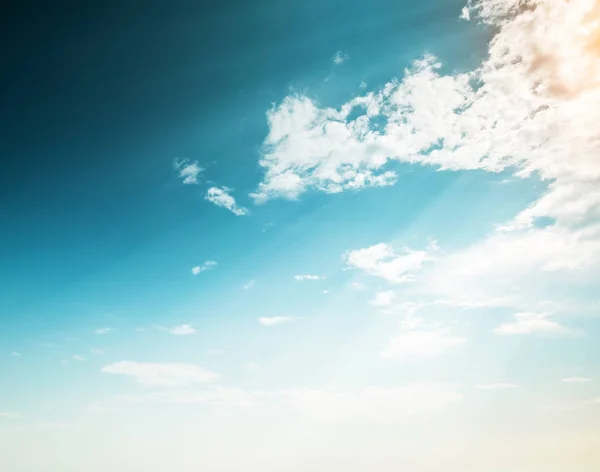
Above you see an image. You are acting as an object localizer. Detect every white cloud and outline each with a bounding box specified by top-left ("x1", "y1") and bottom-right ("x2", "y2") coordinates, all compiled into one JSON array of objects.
[
  {"x1": 245, "y1": 361, "x2": 260, "y2": 371},
  {"x1": 0, "y1": 411, "x2": 20, "y2": 419},
  {"x1": 250, "y1": 0, "x2": 600, "y2": 314},
  {"x1": 346, "y1": 242, "x2": 436, "y2": 284},
  {"x1": 72, "y1": 355, "x2": 87, "y2": 362},
  {"x1": 95, "y1": 327, "x2": 114, "y2": 335},
  {"x1": 11, "y1": 351, "x2": 21, "y2": 357},
  {"x1": 206, "y1": 186, "x2": 249, "y2": 216},
  {"x1": 114, "y1": 383, "x2": 461, "y2": 422},
  {"x1": 175, "y1": 159, "x2": 203, "y2": 185},
  {"x1": 258, "y1": 316, "x2": 297, "y2": 326},
  {"x1": 381, "y1": 330, "x2": 465, "y2": 360},
  {"x1": 476, "y1": 383, "x2": 518, "y2": 390},
  {"x1": 562, "y1": 377, "x2": 592, "y2": 383},
  {"x1": 243, "y1": 280, "x2": 256, "y2": 290},
  {"x1": 161, "y1": 324, "x2": 196, "y2": 336},
  {"x1": 332, "y1": 50, "x2": 348, "y2": 65},
  {"x1": 101, "y1": 361, "x2": 218, "y2": 387},
  {"x1": 350, "y1": 281, "x2": 366, "y2": 291},
  {"x1": 90, "y1": 348, "x2": 104, "y2": 355},
  {"x1": 294, "y1": 274, "x2": 326, "y2": 281},
  {"x1": 191, "y1": 260, "x2": 217, "y2": 275},
  {"x1": 493, "y1": 312, "x2": 574, "y2": 336},
  {"x1": 370, "y1": 290, "x2": 395, "y2": 307}
]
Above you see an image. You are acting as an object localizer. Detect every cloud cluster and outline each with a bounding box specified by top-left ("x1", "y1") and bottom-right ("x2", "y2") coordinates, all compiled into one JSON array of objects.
[
  {"x1": 175, "y1": 159, "x2": 203, "y2": 185},
  {"x1": 345, "y1": 242, "x2": 437, "y2": 284},
  {"x1": 191, "y1": 260, "x2": 217, "y2": 275},
  {"x1": 206, "y1": 186, "x2": 249, "y2": 216}
]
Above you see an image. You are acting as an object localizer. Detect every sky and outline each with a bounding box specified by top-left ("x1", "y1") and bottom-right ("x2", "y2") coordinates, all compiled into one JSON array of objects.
[{"x1": 1, "y1": 0, "x2": 600, "y2": 470}]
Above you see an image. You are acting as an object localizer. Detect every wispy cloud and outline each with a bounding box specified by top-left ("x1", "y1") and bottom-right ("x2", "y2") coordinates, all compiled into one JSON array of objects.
[
  {"x1": 258, "y1": 316, "x2": 297, "y2": 327},
  {"x1": 101, "y1": 361, "x2": 218, "y2": 387},
  {"x1": 175, "y1": 159, "x2": 203, "y2": 185},
  {"x1": 72, "y1": 355, "x2": 87, "y2": 362},
  {"x1": 90, "y1": 348, "x2": 104, "y2": 355},
  {"x1": 346, "y1": 242, "x2": 437, "y2": 284},
  {"x1": 243, "y1": 279, "x2": 256, "y2": 290},
  {"x1": 332, "y1": 50, "x2": 348, "y2": 65},
  {"x1": 95, "y1": 327, "x2": 114, "y2": 335},
  {"x1": 191, "y1": 260, "x2": 217, "y2": 275},
  {"x1": 294, "y1": 274, "x2": 325, "y2": 281},
  {"x1": 476, "y1": 383, "x2": 518, "y2": 391},
  {"x1": 493, "y1": 313, "x2": 574, "y2": 337},
  {"x1": 10, "y1": 351, "x2": 21, "y2": 357},
  {"x1": 206, "y1": 187, "x2": 249, "y2": 216},
  {"x1": 370, "y1": 290, "x2": 395, "y2": 307},
  {"x1": 158, "y1": 324, "x2": 196, "y2": 336},
  {"x1": 381, "y1": 330, "x2": 465, "y2": 360},
  {"x1": 0, "y1": 411, "x2": 20, "y2": 419},
  {"x1": 562, "y1": 377, "x2": 592, "y2": 383}
]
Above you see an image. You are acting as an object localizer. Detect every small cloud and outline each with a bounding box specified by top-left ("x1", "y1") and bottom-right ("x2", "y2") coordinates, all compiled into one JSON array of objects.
[
  {"x1": 346, "y1": 242, "x2": 437, "y2": 284},
  {"x1": 294, "y1": 274, "x2": 326, "y2": 281},
  {"x1": 245, "y1": 361, "x2": 260, "y2": 371},
  {"x1": 333, "y1": 50, "x2": 348, "y2": 65},
  {"x1": 476, "y1": 383, "x2": 518, "y2": 390},
  {"x1": 562, "y1": 377, "x2": 592, "y2": 383},
  {"x1": 243, "y1": 280, "x2": 256, "y2": 290},
  {"x1": 493, "y1": 312, "x2": 574, "y2": 337},
  {"x1": 460, "y1": 6, "x2": 471, "y2": 21},
  {"x1": 11, "y1": 351, "x2": 21, "y2": 357},
  {"x1": 175, "y1": 159, "x2": 203, "y2": 185},
  {"x1": 160, "y1": 324, "x2": 196, "y2": 336},
  {"x1": 0, "y1": 411, "x2": 20, "y2": 419},
  {"x1": 322, "y1": 289, "x2": 330, "y2": 295},
  {"x1": 72, "y1": 355, "x2": 87, "y2": 362},
  {"x1": 258, "y1": 316, "x2": 297, "y2": 327},
  {"x1": 370, "y1": 290, "x2": 395, "y2": 307},
  {"x1": 207, "y1": 348, "x2": 224, "y2": 356},
  {"x1": 95, "y1": 327, "x2": 114, "y2": 335},
  {"x1": 206, "y1": 186, "x2": 249, "y2": 216},
  {"x1": 381, "y1": 330, "x2": 465, "y2": 360},
  {"x1": 191, "y1": 260, "x2": 217, "y2": 275},
  {"x1": 350, "y1": 281, "x2": 366, "y2": 291},
  {"x1": 90, "y1": 348, "x2": 104, "y2": 355},
  {"x1": 359, "y1": 81, "x2": 367, "y2": 89},
  {"x1": 101, "y1": 361, "x2": 219, "y2": 387}
]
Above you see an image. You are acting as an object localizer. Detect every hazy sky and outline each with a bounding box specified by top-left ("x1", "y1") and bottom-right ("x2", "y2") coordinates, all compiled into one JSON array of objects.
[{"x1": 1, "y1": 0, "x2": 600, "y2": 471}]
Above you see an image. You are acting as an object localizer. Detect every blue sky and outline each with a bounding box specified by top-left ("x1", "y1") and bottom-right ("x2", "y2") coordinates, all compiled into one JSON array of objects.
[{"x1": 2, "y1": 0, "x2": 600, "y2": 470}]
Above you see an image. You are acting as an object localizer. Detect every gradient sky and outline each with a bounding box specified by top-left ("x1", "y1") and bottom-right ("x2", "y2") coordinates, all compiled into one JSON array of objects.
[{"x1": 1, "y1": 0, "x2": 600, "y2": 471}]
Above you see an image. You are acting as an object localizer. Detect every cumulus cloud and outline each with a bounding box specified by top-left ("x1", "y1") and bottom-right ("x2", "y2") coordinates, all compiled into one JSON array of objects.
[
  {"x1": 258, "y1": 316, "x2": 297, "y2": 326},
  {"x1": 251, "y1": 0, "x2": 600, "y2": 314},
  {"x1": 191, "y1": 260, "x2": 217, "y2": 275},
  {"x1": 346, "y1": 242, "x2": 437, "y2": 284},
  {"x1": 101, "y1": 361, "x2": 218, "y2": 387},
  {"x1": 493, "y1": 312, "x2": 574, "y2": 336},
  {"x1": 175, "y1": 159, "x2": 203, "y2": 185},
  {"x1": 294, "y1": 274, "x2": 326, "y2": 281},
  {"x1": 381, "y1": 330, "x2": 465, "y2": 360},
  {"x1": 206, "y1": 187, "x2": 249, "y2": 216}
]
